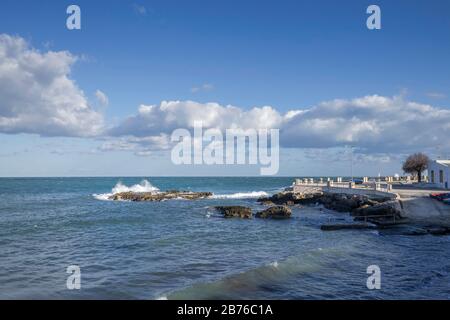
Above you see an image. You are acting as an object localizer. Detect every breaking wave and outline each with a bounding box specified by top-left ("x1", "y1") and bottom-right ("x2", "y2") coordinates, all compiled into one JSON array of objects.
[
  {"x1": 93, "y1": 180, "x2": 160, "y2": 201},
  {"x1": 211, "y1": 191, "x2": 268, "y2": 199}
]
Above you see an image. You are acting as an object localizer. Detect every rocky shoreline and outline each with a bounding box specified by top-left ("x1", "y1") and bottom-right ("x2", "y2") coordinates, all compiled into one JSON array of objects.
[
  {"x1": 107, "y1": 188, "x2": 449, "y2": 236},
  {"x1": 258, "y1": 191, "x2": 402, "y2": 219},
  {"x1": 258, "y1": 190, "x2": 450, "y2": 236}
]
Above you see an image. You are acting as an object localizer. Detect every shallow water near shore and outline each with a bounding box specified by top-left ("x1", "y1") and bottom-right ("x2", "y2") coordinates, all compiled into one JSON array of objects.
[{"x1": 0, "y1": 177, "x2": 449, "y2": 299}]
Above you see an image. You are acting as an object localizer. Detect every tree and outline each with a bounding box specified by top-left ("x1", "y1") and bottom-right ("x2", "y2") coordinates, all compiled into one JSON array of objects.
[{"x1": 402, "y1": 153, "x2": 430, "y2": 183}]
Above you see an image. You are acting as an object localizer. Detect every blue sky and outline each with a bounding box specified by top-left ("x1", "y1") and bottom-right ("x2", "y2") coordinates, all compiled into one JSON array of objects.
[{"x1": 1, "y1": 0, "x2": 450, "y2": 177}]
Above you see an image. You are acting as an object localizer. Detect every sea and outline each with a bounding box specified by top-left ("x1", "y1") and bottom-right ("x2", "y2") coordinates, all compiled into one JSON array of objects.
[{"x1": 0, "y1": 177, "x2": 449, "y2": 299}]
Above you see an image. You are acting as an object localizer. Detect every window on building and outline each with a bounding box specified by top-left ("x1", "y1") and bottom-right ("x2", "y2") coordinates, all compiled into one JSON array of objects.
[
  {"x1": 431, "y1": 170, "x2": 435, "y2": 183},
  {"x1": 439, "y1": 170, "x2": 444, "y2": 183}
]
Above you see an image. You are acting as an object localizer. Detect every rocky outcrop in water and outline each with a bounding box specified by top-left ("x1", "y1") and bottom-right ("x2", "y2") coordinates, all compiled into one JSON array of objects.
[
  {"x1": 258, "y1": 191, "x2": 378, "y2": 210},
  {"x1": 110, "y1": 191, "x2": 213, "y2": 201},
  {"x1": 214, "y1": 206, "x2": 252, "y2": 219},
  {"x1": 379, "y1": 225, "x2": 450, "y2": 236},
  {"x1": 319, "y1": 193, "x2": 373, "y2": 212},
  {"x1": 257, "y1": 191, "x2": 321, "y2": 206},
  {"x1": 321, "y1": 223, "x2": 377, "y2": 231},
  {"x1": 259, "y1": 190, "x2": 406, "y2": 228},
  {"x1": 256, "y1": 206, "x2": 292, "y2": 219},
  {"x1": 352, "y1": 200, "x2": 403, "y2": 220}
]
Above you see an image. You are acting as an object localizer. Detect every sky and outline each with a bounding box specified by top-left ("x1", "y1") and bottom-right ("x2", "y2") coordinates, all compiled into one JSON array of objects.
[{"x1": 0, "y1": 0, "x2": 450, "y2": 177}]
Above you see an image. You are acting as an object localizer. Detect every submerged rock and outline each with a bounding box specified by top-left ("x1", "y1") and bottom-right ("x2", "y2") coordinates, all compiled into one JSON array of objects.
[
  {"x1": 214, "y1": 206, "x2": 252, "y2": 219},
  {"x1": 321, "y1": 223, "x2": 377, "y2": 231},
  {"x1": 425, "y1": 226, "x2": 450, "y2": 236},
  {"x1": 110, "y1": 191, "x2": 213, "y2": 201},
  {"x1": 256, "y1": 206, "x2": 292, "y2": 219}
]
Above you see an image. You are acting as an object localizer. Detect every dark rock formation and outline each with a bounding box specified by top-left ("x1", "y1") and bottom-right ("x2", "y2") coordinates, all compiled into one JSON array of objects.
[
  {"x1": 256, "y1": 206, "x2": 292, "y2": 219},
  {"x1": 321, "y1": 223, "x2": 377, "y2": 231},
  {"x1": 258, "y1": 191, "x2": 386, "y2": 213},
  {"x1": 214, "y1": 206, "x2": 252, "y2": 219},
  {"x1": 425, "y1": 226, "x2": 450, "y2": 236},
  {"x1": 389, "y1": 225, "x2": 450, "y2": 236},
  {"x1": 257, "y1": 192, "x2": 321, "y2": 206},
  {"x1": 110, "y1": 191, "x2": 213, "y2": 201},
  {"x1": 352, "y1": 200, "x2": 402, "y2": 219},
  {"x1": 259, "y1": 190, "x2": 407, "y2": 229},
  {"x1": 319, "y1": 193, "x2": 379, "y2": 213}
]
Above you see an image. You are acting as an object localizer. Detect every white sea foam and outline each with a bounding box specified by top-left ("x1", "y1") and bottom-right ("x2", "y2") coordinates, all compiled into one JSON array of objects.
[
  {"x1": 92, "y1": 193, "x2": 112, "y2": 201},
  {"x1": 211, "y1": 191, "x2": 268, "y2": 199},
  {"x1": 112, "y1": 180, "x2": 159, "y2": 193},
  {"x1": 93, "y1": 179, "x2": 160, "y2": 201}
]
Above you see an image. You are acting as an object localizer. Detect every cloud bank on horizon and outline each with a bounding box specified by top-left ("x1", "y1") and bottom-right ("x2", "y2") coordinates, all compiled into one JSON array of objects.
[
  {"x1": 107, "y1": 96, "x2": 450, "y2": 156},
  {"x1": 1, "y1": 33, "x2": 449, "y2": 160}
]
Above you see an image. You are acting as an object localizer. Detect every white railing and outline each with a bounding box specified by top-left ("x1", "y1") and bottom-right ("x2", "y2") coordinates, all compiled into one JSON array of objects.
[{"x1": 293, "y1": 179, "x2": 395, "y2": 198}]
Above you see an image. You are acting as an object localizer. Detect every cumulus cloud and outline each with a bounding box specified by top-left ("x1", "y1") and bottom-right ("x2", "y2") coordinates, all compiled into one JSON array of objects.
[
  {"x1": 105, "y1": 95, "x2": 450, "y2": 156},
  {"x1": 282, "y1": 95, "x2": 450, "y2": 153},
  {"x1": 95, "y1": 89, "x2": 109, "y2": 107},
  {"x1": 0, "y1": 34, "x2": 104, "y2": 137},
  {"x1": 109, "y1": 100, "x2": 282, "y2": 137}
]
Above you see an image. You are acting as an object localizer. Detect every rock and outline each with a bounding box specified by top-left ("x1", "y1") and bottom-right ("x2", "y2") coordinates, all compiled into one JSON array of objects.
[
  {"x1": 400, "y1": 228, "x2": 429, "y2": 236},
  {"x1": 319, "y1": 193, "x2": 371, "y2": 213},
  {"x1": 214, "y1": 206, "x2": 252, "y2": 219},
  {"x1": 256, "y1": 206, "x2": 292, "y2": 219},
  {"x1": 352, "y1": 200, "x2": 401, "y2": 218},
  {"x1": 257, "y1": 191, "x2": 322, "y2": 206},
  {"x1": 425, "y1": 226, "x2": 450, "y2": 236},
  {"x1": 391, "y1": 225, "x2": 450, "y2": 236},
  {"x1": 110, "y1": 191, "x2": 213, "y2": 201},
  {"x1": 321, "y1": 223, "x2": 376, "y2": 231}
]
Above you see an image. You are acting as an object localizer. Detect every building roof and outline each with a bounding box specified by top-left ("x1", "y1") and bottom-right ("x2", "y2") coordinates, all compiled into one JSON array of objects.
[{"x1": 435, "y1": 160, "x2": 450, "y2": 167}]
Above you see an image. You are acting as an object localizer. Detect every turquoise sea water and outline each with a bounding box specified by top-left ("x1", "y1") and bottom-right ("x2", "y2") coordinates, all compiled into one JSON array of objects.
[{"x1": 0, "y1": 177, "x2": 449, "y2": 299}]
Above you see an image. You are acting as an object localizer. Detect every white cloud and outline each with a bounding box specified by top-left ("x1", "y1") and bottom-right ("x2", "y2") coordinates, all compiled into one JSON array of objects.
[
  {"x1": 0, "y1": 34, "x2": 104, "y2": 137},
  {"x1": 281, "y1": 95, "x2": 450, "y2": 153},
  {"x1": 109, "y1": 100, "x2": 282, "y2": 137},
  {"x1": 95, "y1": 89, "x2": 109, "y2": 107},
  {"x1": 106, "y1": 95, "x2": 450, "y2": 156}
]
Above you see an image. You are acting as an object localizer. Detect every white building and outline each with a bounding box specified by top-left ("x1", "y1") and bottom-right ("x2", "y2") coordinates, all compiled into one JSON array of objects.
[{"x1": 428, "y1": 160, "x2": 450, "y2": 189}]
